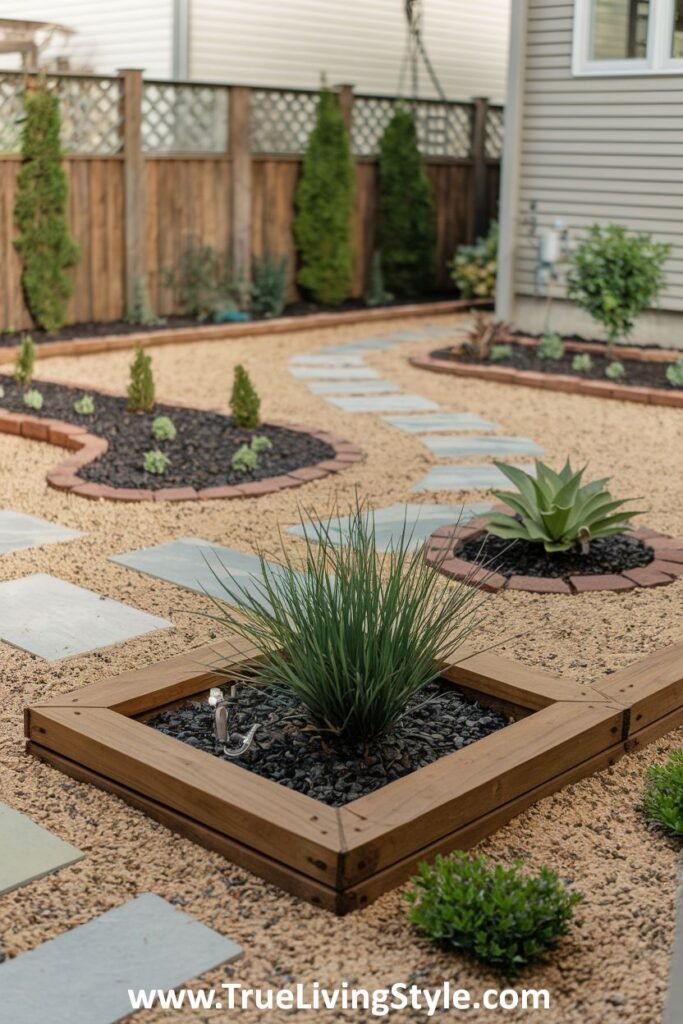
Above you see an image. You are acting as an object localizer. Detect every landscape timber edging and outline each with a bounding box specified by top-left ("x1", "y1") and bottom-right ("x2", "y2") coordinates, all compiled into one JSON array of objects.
[{"x1": 24, "y1": 635, "x2": 683, "y2": 913}]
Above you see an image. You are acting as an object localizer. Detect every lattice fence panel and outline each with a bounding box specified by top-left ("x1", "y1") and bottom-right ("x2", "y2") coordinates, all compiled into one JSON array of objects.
[
  {"x1": 351, "y1": 96, "x2": 397, "y2": 156},
  {"x1": 142, "y1": 82, "x2": 228, "y2": 153},
  {"x1": 49, "y1": 75, "x2": 123, "y2": 155},
  {"x1": 0, "y1": 73, "x2": 23, "y2": 153},
  {"x1": 485, "y1": 106, "x2": 505, "y2": 160},
  {"x1": 250, "y1": 88, "x2": 319, "y2": 154},
  {"x1": 353, "y1": 96, "x2": 473, "y2": 158}
]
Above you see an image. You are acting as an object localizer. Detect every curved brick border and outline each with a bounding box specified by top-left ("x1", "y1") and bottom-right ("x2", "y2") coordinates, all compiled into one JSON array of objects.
[
  {"x1": 425, "y1": 510, "x2": 683, "y2": 594},
  {"x1": 0, "y1": 408, "x2": 362, "y2": 503},
  {"x1": 410, "y1": 343, "x2": 683, "y2": 409}
]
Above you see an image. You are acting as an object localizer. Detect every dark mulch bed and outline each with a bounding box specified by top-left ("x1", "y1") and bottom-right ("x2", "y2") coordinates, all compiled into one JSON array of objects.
[
  {"x1": 0, "y1": 376, "x2": 333, "y2": 490},
  {"x1": 433, "y1": 341, "x2": 680, "y2": 391},
  {"x1": 148, "y1": 679, "x2": 510, "y2": 807},
  {"x1": 458, "y1": 532, "x2": 653, "y2": 581}
]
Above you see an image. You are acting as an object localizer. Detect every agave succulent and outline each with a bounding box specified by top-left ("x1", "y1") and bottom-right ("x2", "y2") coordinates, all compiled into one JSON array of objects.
[{"x1": 486, "y1": 460, "x2": 643, "y2": 554}]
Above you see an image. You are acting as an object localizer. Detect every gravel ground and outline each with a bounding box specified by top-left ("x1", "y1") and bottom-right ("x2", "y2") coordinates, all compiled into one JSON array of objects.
[{"x1": 0, "y1": 313, "x2": 681, "y2": 1023}]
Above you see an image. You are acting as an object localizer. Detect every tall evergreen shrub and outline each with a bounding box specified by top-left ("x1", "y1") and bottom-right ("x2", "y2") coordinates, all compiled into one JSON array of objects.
[
  {"x1": 14, "y1": 84, "x2": 80, "y2": 331},
  {"x1": 293, "y1": 87, "x2": 355, "y2": 305},
  {"x1": 378, "y1": 108, "x2": 435, "y2": 298}
]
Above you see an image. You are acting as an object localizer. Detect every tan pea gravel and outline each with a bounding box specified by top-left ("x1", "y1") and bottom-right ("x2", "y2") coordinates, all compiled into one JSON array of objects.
[{"x1": 0, "y1": 313, "x2": 681, "y2": 1023}]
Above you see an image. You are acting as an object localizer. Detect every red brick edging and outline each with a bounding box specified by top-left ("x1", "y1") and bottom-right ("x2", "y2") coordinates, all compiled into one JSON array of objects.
[
  {"x1": 0, "y1": 409, "x2": 362, "y2": 503},
  {"x1": 425, "y1": 513, "x2": 683, "y2": 595}
]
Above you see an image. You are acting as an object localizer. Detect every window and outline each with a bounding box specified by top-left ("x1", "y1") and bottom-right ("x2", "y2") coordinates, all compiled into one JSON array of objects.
[{"x1": 573, "y1": 0, "x2": 683, "y2": 74}]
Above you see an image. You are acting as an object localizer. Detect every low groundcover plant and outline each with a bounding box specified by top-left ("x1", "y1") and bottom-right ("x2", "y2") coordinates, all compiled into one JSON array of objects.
[
  {"x1": 642, "y1": 750, "x2": 683, "y2": 838},
  {"x1": 407, "y1": 852, "x2": 582, "y2": 978},
  {"x1": 204, "y1": 503, "x2": 487, "y2": 743}
]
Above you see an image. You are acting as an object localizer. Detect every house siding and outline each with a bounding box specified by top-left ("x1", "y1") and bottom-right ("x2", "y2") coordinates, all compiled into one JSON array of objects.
[{"x1": 515, "y1": 0, "x2": 683, "y2": 323}]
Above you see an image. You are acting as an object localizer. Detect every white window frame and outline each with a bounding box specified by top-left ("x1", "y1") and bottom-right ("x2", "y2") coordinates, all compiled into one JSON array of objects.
[{"x1": 572, "y1": 0, "x2": 683, "y2": 75}]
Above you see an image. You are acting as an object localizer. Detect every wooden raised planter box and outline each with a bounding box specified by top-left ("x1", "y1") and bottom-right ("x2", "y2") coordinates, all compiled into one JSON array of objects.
[{"x1": 25, "y1": 636, "x2": 683, "y2": 914}]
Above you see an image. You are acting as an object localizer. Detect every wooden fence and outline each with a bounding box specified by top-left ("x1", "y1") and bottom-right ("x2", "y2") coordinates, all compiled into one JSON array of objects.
[{"x1": 0, "y1": 70, "x2": 503, "y2": 330}]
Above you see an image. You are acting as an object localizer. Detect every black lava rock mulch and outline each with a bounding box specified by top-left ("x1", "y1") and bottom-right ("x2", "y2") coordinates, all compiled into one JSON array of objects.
[
  {"x1": 0, "y1": 376, "x2": 334, "y2": 490},
  {"x1": 148, "y1": 680, "x2": 510, "y2": 807},
  {"x1": 458, "y1": 532, "x2": 653, "y2": 581}
]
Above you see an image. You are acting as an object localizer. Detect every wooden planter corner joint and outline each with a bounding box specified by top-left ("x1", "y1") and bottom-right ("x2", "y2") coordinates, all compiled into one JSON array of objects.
[{"x1": 25, "y1": 637, "x2": 683, "y2": 914}]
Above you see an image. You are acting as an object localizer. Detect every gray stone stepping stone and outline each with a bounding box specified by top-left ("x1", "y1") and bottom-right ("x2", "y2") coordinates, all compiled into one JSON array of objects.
[
  {"x1": 0, "y1": 804, "x2": 83, "y2": 896},
  {"x1": 0, "y1": 574, "x2": 171, "y2": 660},
  {"x1": 289, "y1": 354, "x2": 365, "y2": 366},
  {"x1": 288, "y1": 365, "x2": 379, "y2": 380},
  {"x1": 318, "y1": 338, "x2": 401, "y2": 353},
  {"x1": 289, "y1": 502, "x2": 492, "y2": 552},
  {"x1": 308, "y1": 380, "x2": 398, "y2": 395},
  {"x1": 383, "y1": 412, "x2": 499, "y2": 433},
  {"x1": 413, "y1": 463, "x2": 534, "y2": 492},
  {"x1": 326, "y1": 394, "x2": 439, "y2": 413},
  {"x1": 111, "y1": 538, "x2": 296, "y2": 607},
  {"x1": 420, "y1": 435, "x2": 544, "y2": 458},
  {"x1": 0, "y1": 893, "x2": 242, "y2": 1024},
  {"x1": 0, "y1": 510, "x2": 82, "y2": 554},
  {"x1": 664, "y1": 860, "x2": 683, "y2": 1024}
]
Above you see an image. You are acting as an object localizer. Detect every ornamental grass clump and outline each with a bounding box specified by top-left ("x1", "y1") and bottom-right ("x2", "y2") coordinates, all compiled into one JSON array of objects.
[
  {"x1": 642, "y1": 750, "x2": 683, "y2": 838},
  {"x1": 251, "y1": 251, "x2": 288, "y2": 318},
  {"x1": 487, "y1": 459, "x2": 643, "y2": 554},
  {"x1": 127, "y1": 346, "x2": 155, "y2": 413},
  {"x1": 407, "y1": 853, "x2": 582, "y2": 979},
  {"x1": 205, "y1": 504, "x2": 487, "y2": 743}
]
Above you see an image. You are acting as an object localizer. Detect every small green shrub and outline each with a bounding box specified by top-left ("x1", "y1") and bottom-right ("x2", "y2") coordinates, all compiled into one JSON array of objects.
[
  {"x1": 231, "y1": 444, "x2": 258, "y2": 474},
  {"x1": 538, "y1": 332, "x2": 565, "y2": 361},
  {"x1": 572, "y1": 353, "x2": 593, "y2": 373},
  {"x1": 152, "y1": 415, "x2": 177, "y2": 442},
  {"x1": 407, "y1": 853, "x2": 582, "y2": 979},
  {"x1": 73, "y1": 394, "x2": 95, "y2": 416},
  {"x1": 250, "y1": 434, "x2": 272, "y2": 454},
  {"x1": 165, "y1": 239, "x2": 235, "y2": 320},
  {"x1": 14, "y1": 334, "x2": 35, "y2": 386},
  {"x1": 605, "y1": 360, "x2": 626, "y2": 380},
  {"x1": 567, "y1": 224, "x2": 670, "y2": 346},
  {"x1": 451, "y1": 221, "x2": 498, "y2": 299},
  {"x1": 143, "y1": 449, "x2": 170, "y2": 475},
  {"x1": 203, "y1": 501, "x2": 486, "y2": 743},
  {"x1": 364, "y1": 250, "x2": 393, "y2": 307},
  {"x1": 667, "y1": 359, "x2": 683, "y2": 388},
  {"x1": 230, "y1": 364, "x2": 260, "y2": 428},
  {"x1": 293, "y1": 86, "x2": 355, "y2": 305},
  {"x1": 487, "y1": 459, "x2": 643, "y2": 554},
  {"x1": 23, "y1": 387, "x2": 43, "y2": 410},
  {"x1": 642, "y1": 750, "x2": 683, "y2": 838},
  {"x1": 126, "y1": 277, "x2": 164, "y2": 327},
  {"x1": 489, "y1": 343, "x2": 512, "y2": 362},
  {"x1": 127, "y1": 346, "x2": 155, "y2": 413},
  {"x1": 251, "y1": 251, "x2": 288, "y2": 318}
]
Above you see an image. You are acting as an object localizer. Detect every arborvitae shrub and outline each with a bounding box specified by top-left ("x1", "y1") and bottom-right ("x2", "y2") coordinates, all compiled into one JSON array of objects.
[
  {"x1": 14, "y1": 334, "x2": 35, "y2": 386},
  {"x1": 378, "y1": 108, "x2": 435, "y2": 298},
  {"x1": 230, "y1": 364, "x2": 260, "y2": 428},
  {"x1": 293, "y1": 87, "x2": 355, "y2": 305},
  {"x1": 127, "y1": 346, "x2": 155, "y2": 413},
  {"x1": 14, "y1": 85, "x2": 80, "y2": 331}
]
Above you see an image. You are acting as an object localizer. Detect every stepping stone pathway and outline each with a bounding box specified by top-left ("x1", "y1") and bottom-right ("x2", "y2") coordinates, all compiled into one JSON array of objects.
[
  {"x1": 413, "y1": 464, "x2": 535, "y2": 493},
  {"x1": 289, "y1": 502, "x2": 492, "y2": 552},
  {"x1": 326, "y1": 394, "x2": 439, "y2": 413},
  {"x1": 0, "y1": 510, "x2": 82, "y2": 554},
  {"x1": 420, "y1": 435, "x2": 544, "y2": 458},
  {"x1": 383, "y1": 412, "x2": 499, "y2": 433},
  {"x1": 0, "y1": 893, "x2": 242, "y2": 1024},
  {"x1": 289, "y1": 354, "x2": 366, "y2": 366},
  {"x1": 288, "y1": 365, "x2": 380, "y2": 380},
  {"x1": 0, "y1": 804, "x2": 83, "y2": 896},
  {"x1": 308, "y1": 380, "x2": 399, "y2": 395},
  {"x1": 0, "y1": 574, "x2": 171, "y2": 660}
]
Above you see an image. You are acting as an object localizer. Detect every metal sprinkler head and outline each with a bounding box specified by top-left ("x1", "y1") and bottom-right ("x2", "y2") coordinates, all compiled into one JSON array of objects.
[{"x1": 208, "y1": 687, "x2": 259, "y2": 758}]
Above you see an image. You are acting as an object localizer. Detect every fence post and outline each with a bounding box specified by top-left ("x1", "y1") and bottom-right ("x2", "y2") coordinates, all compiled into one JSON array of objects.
[
  {"x1": 230, "y1": 86, "x2": 252, "y2": 304},
  {"x1": 336, "y1": 83, "x2": 354, "y2": 133},
  {"x1": 119, "y1": 69, "x2": 146, "y2": 314},
  {"x1": 471, "y1": 96, "x2": 490, "y2": 240}
]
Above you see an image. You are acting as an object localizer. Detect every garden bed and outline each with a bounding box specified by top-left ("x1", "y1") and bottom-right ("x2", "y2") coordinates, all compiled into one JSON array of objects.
[{"x1": 24, "y1": 635, "x2": 683, "y2": 914}]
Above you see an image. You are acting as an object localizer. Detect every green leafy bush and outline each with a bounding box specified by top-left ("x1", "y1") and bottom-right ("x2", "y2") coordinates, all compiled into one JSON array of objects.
[
  {"x1": 293, "y1": 86, "x2": 355, "y2": 305},
  {"x1": 364, "y1": 250, "x2": 393, "y2": 307},
  {"x1": 152, "y1": 415, "x2": 176, "y2": 442},
  {"x1": 407, "y1": 853, "x2": 582, "y2": 979},
  {"x1": 14, "y1": 334, "x2": 35, "y2": 386},
  {"x1": 487, "y1": 459, "x2": 643, "y2": 554},
  {"x1": 165, "y1": 239, "x2": 235, "y2": 320},
  {"x1": 572, "y1": 353, "x2": 593, "y2": 373},
  {"x1": 250, "y1": 434, "x2": 272, "y2": 454},
  {"x1": 204, "y1": 501, "x2": 486, "y2": 743},
  {"x1": 605, "y1": 360, "x2": 626, "y2": 380},
  {"x1": 377, "y1": 108, "x2": 435, "y2": 298},
  {"x1": 567, "y1": 224, "x2": 670, "y2": 346},
  {"x1": 251, "y1": 251, "x2": 288, "y2": 318},
  {"x1": 73, "y1": 394, "x2": 95, "y2": 416},
  {"x1": 231, "y1": 444, "x2": 258, "y2": 474},
  {"x1": 127, "y1": 346, "x2": 155, "y2": 413},
  {"x1": 538, "y1": 332, "x2": 565, "y2": 361},
  {"x1": 23, "y1": 388, "x2": 43, "y2": 410},
  {"x1": 230, "y1": 364, "x2": 260, "y2": 428},
  {"x1": 14, "y1": 84, "x2": 80, "y2": 332},
  {"x1": 126, "y1": 277, "x2": 164, "y2": 327},
  {"x1": 667, "y1": 359, "x2": 683, "y2": 388},
  {"x1": 489, "y1": 343, "x2": 512, "y2": 362},
  {"x1": 642, "y1": 750, "x2": 683, "y2": 838},
  {"x1": 143, "y1": 449, "x2": 170, "y2": 475},
  {"x1": 451, "y1": 221, "x2": 498, "y2": 299}
]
